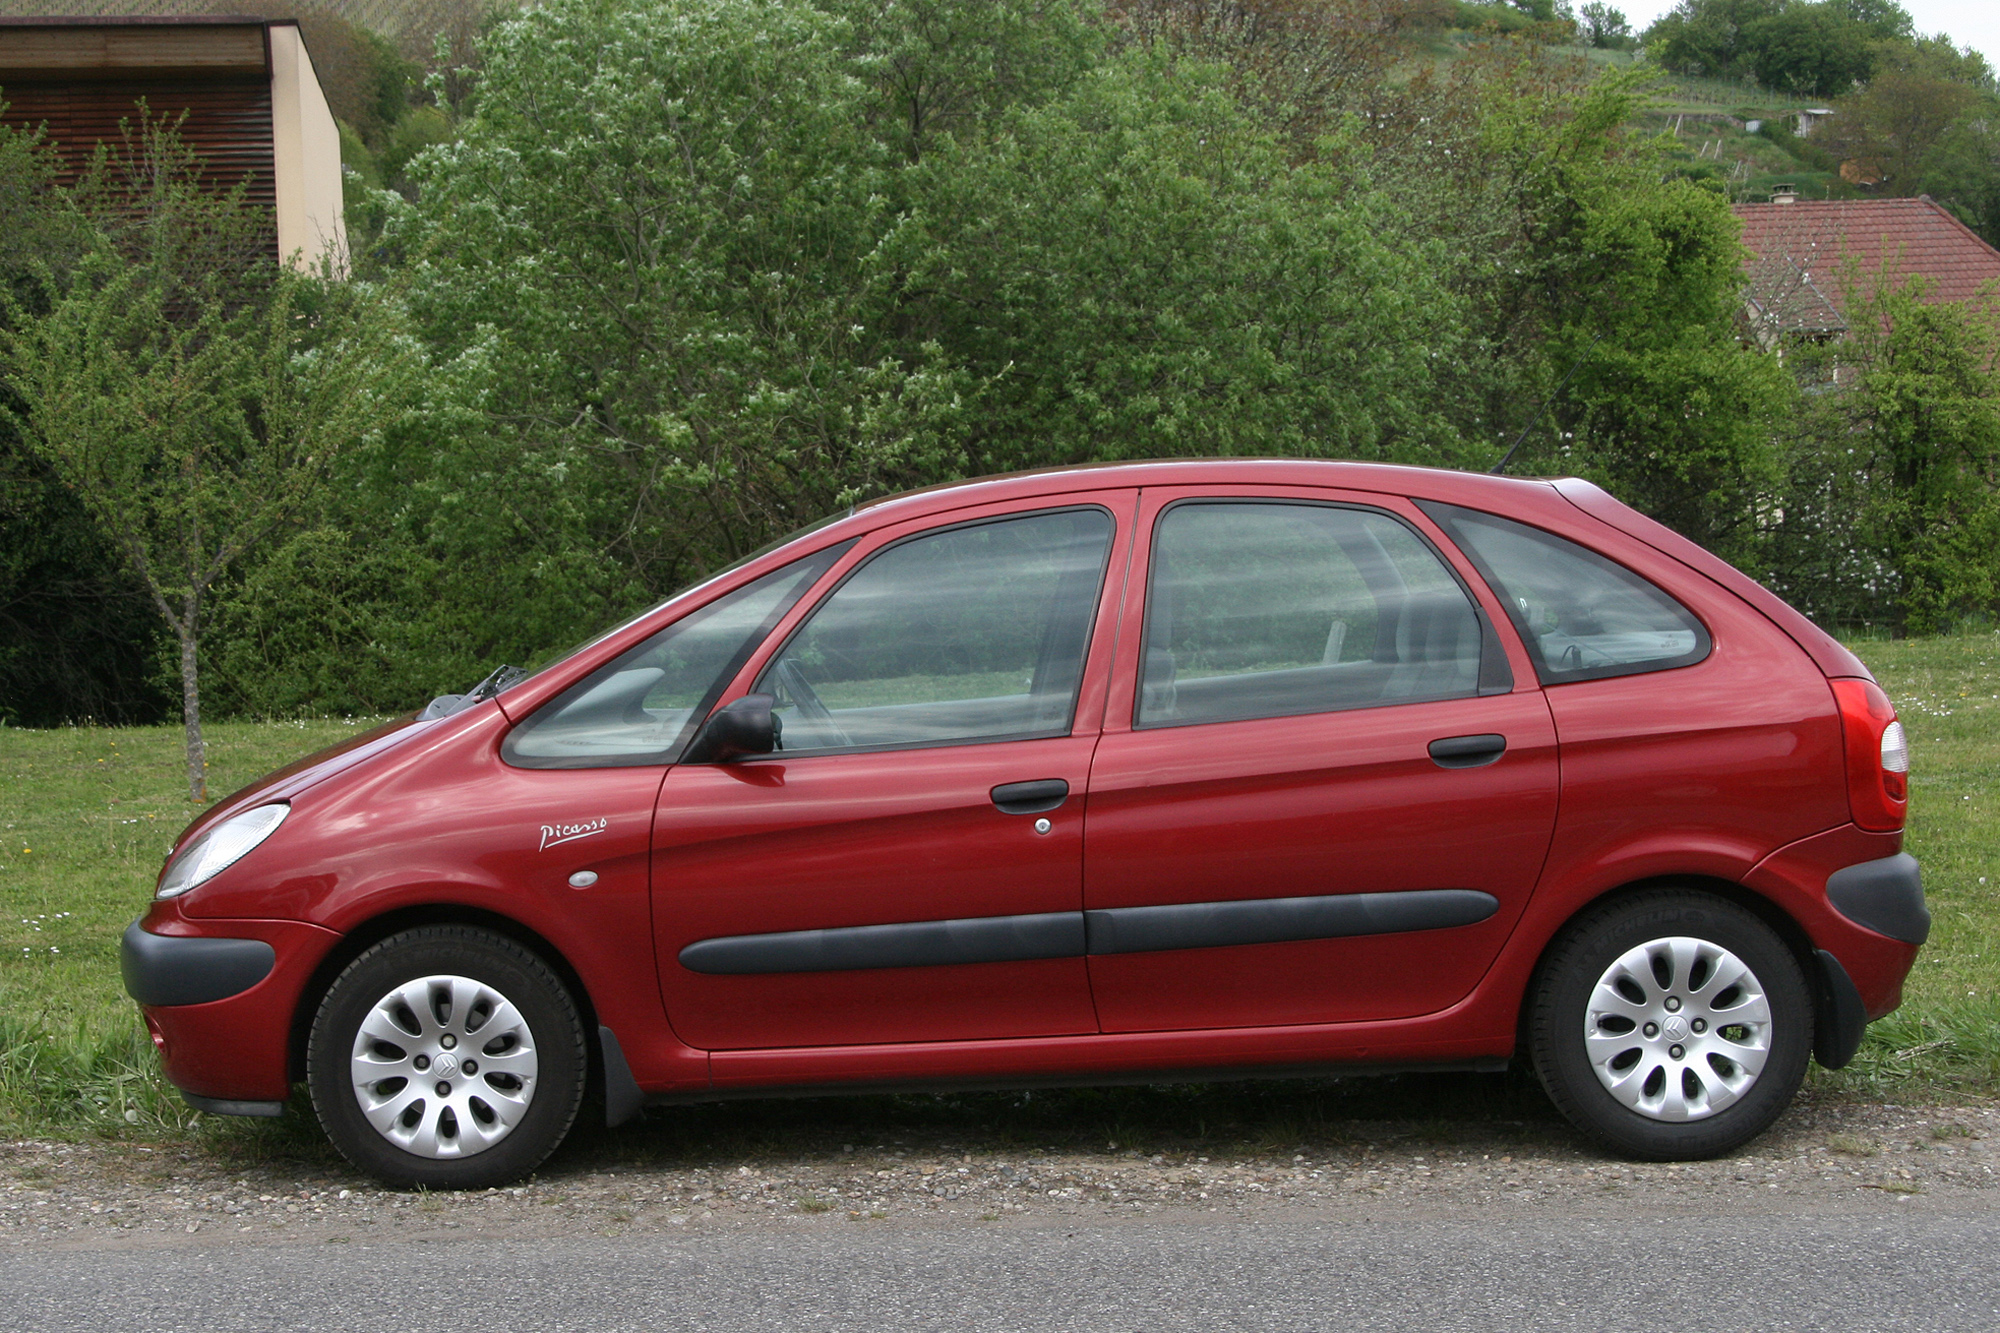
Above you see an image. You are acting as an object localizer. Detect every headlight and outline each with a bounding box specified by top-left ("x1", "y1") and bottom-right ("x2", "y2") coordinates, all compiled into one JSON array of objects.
[{"x1": 156, "y1": 804, "x2": 290, "y2": 899}]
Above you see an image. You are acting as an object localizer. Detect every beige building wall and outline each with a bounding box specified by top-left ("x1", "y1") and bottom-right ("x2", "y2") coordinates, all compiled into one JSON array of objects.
[{"x1": 267, "y1": 22, "x2": 347, "y2": 275}]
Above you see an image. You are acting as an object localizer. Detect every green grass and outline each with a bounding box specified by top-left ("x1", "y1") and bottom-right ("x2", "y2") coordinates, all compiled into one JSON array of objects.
[
  {"x1": 1813, "y1": 633, "x2": 2000, "y2": 1096},
  {"x1": 1, "y1": 633, "x2": 1994, "y2": 1146},
  {"x1": 0, "y1": 715, "x2": 385, "y2": 1136}
]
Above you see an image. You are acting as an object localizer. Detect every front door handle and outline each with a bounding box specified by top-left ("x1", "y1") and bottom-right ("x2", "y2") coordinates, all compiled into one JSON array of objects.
[
  {"x1": 991, "y1": 779, "x2": 1069, "y2": 815},
  {"x1": 1427, "y1": 734, "x2": 1507, "y2": 769}
]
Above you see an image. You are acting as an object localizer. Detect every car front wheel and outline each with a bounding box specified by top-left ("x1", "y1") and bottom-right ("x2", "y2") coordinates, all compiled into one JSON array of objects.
[
  {"x1": 307, "y1": 926, "x2": 587, "y2": 1189},
  {"x1": 1529, "y1": 889, "x2": 1813, "y2": 1160}
]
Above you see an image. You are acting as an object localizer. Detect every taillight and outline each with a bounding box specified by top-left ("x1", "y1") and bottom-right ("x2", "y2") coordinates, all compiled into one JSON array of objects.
[{"x1": 1831, "y1": 677, "x2": 1908, "y2": 832}]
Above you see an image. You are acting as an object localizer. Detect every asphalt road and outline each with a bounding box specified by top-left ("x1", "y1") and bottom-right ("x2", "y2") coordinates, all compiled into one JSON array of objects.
[{"x1": 4, "y1": 1198, "x2": 1997, "y2": 1332}]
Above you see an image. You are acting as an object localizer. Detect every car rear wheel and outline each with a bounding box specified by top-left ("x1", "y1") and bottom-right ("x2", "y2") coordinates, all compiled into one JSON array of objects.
[
  {"x1": 307, "y1": 926, "x2": 587, "y2": 1189},
  {"x1": 1529, "y1": 889, "x2": 1812, "y2": 1160}
]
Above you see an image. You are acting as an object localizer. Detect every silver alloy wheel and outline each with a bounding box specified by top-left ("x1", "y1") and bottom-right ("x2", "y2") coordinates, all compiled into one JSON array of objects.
[
  {"x1": 1584, "y1": 935, "x2": 1773, "y2": 1122},
  {"x1": 348, "y1": 973, "x2": 540, "y2": 1159}
]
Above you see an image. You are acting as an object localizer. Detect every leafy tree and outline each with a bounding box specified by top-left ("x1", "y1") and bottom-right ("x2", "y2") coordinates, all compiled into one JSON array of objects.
[
  {"x1": 1742, "y1": 6, "x2": 1873, "y2": 95},
  {"x1": 1348, "y1": 45, "x2": 1789, "y2": 553},
  {"x1": 1922, "y1": 110, "x2": 2000, "y2": 246},
  {"x1": 1576, "y1": 3, "x2": 1635, "y2": 49},
  {"x1": 1819, "y1": 51, "x2": 1986, "y2": 189},
  {"x1": 1766, "y1": 278, "x2": 2000, "y2": 632},
  {"x1": 1641, "y1": 0, "x2": 1786, "y2": 80},
  {"x1": 1825, "y1": 0, "x2": 1912, "y2": 40},
  {"x1": 0, "y1": 115, "x2": 168, "y2": 726},
  {"x1": 903, "y1": 50, "x2": 1471, "y2": 472},
  {"x1": 0, "y1": 123, "x2": 412, "y2": 797},
  {"x1": 1106, "y1": 0, "x2": 1444, "y2": 152}
]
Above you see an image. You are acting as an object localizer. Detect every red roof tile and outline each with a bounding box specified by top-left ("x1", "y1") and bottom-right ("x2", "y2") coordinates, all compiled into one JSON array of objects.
[{"x1": 1731, "y1": 198, "x2": 2000, "y2": 336}]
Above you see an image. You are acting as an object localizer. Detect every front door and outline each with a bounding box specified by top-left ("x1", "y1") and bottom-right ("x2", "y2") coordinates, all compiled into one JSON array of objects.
[
  {"x1": 1082, "y1": 489, "x2": 1559, "y2": 1032},
  {"x1": 652, "y1": 498, "x2": 1132, "y2": 1050}
]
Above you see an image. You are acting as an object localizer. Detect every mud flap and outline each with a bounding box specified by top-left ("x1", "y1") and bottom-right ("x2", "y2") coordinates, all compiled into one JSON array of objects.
[
  {"x1": 599, "y1": 1025, "x2": 645, "y2": 1128},
  {"x1": 1812, "y1": 949, "x2": 1867, "y2": 1071}
]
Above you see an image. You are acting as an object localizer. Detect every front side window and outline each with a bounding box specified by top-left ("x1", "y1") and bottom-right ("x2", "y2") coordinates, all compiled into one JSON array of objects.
[
  {"x1": 1138, "y1": 502, "x2": 1484, "y2": 728},
  {"x1": 1420, "y1": 502, "x2": 1710, "y2": 684},
  {"x1": 502, "y1": 544, "x2": 849, "y2": 768},
  {"x1": 756, "y1": 508, "x2": 1115, "y2": 753}
]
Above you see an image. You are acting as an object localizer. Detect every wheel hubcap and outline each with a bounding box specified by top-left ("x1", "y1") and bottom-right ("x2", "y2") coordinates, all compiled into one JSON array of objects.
[
  {"x1": 348, "y1": 974, "x2": 539, "y2": 1159},
  {"x1": 1584, "y1": 936, "x2": 1772, "y2": 1122}
]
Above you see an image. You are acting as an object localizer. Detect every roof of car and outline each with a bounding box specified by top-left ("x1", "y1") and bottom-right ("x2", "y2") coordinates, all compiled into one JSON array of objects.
[{"x1": 852, "y1": 458, "x2": 1569, "y2": 524}]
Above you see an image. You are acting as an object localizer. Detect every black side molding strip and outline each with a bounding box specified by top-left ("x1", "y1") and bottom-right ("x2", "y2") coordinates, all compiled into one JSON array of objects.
[
  {"x1": 679, "y1": 911, "x2": 1085, "y2": 975},
  {"x1": 1085, "y1": 889, "x2": 1500, "y2": 956},
  {"x1": 678, "y1": 889, "x2": 1501, "y2": 975}
]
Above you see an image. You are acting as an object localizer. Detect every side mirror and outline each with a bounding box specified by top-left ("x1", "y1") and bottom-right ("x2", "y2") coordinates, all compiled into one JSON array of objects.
[{"x1": 681, "y1": 693, "x2": 781, "y2": 764}]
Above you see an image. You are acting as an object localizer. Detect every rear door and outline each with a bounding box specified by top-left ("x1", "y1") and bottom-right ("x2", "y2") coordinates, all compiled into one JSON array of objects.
[
  {"x1": 651, "y1": 494, "x2": 1134, "y2": 1050},
  {"x1": 1082, "y1": 487, "x2": 1559, "y2": 1032}
]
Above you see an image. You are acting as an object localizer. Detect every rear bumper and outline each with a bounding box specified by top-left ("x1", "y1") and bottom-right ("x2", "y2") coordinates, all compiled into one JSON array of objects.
[
  {"x1": 1746, "y1": 826, "x2": 1923, "y2": 1021},
  {"x1": 1825, "y1": 853, "x2": 1929, "y2": 945},
  {"x1": 127, "y1": 905, "x2": 341, "y2": 1104}
]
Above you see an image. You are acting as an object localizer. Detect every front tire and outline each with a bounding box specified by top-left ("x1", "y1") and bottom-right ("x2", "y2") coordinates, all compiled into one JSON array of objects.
[
  {"x1": 1529, "y1": 889, "x2": 1812, "y2": 1160},
  {"x1": 307, "y1": 926, "x2": 587, "y2": 1189}
]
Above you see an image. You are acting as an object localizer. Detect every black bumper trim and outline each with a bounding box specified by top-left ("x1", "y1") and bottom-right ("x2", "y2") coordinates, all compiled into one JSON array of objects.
[
  {"x1": 182, "y1": 1093, "x2": 285, "y2": 1118},
  {"x1": 121, "y1": 918, "x2": 276, "y2": 1007},
  {"x1": 1826, "y1": 853, "x2": 1930, "y2": 945}
]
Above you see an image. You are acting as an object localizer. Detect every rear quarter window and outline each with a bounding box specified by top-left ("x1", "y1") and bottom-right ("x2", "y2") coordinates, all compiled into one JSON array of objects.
[{"x1": 1419, "y1": 502, "x2": 1710, "y2": 684}]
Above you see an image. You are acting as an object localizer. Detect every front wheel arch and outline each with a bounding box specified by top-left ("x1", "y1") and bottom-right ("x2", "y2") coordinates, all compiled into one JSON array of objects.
[{"x1": 288, "y1": 904, "x2": 600, "y2": 1089}]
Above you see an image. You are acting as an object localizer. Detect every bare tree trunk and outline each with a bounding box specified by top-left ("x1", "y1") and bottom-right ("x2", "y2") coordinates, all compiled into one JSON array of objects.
[{"x1": 178, "y1": 621, "x2": 206, "y2": 803}]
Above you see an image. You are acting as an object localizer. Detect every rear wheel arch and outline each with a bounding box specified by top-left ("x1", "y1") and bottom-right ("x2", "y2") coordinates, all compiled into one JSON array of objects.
[
  {"x1": 1517, "y1": 875, "x2": 1820, "y2": 1054},
  {"x1": 1529, "y1": 877, "x2": 1815, "y2": 995},
  {"x1": 1522, "y1": 878, "x2": 1818, "y2": 1158}
]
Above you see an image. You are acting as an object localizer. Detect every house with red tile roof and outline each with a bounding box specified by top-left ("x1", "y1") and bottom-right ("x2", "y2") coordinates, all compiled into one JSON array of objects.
[{"x1": 1732, "y1": 197, "x2": 2000, "y2": 351}]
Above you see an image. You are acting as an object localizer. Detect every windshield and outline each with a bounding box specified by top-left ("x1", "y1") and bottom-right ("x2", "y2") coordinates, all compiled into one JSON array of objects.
[{"x1": 511, "y1": 508, "x2": 857, "y2": 686}]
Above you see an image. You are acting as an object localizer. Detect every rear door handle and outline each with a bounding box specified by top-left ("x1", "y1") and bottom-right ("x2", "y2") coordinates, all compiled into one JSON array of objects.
[
  {"x1": 991, "y1": 779, "x2": 1070, "y2": 815},
  {"x1": 1427, "y1": 734, "x2": 1507, "y2": 769}
]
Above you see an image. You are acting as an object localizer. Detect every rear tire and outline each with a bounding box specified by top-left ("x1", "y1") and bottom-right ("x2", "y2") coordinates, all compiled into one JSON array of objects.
[
  {"x1": 307, "y1": 926, "x2": 587, "y2": 1189},
  {"x1": 1529, "y1": 889, "x2": 1812, "y2": 1160}
]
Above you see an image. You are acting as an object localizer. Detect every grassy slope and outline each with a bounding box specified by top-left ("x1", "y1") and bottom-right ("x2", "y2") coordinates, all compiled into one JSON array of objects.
[{"x1": 1, "y1": 634, "x2": 1993, "y2": 1139}]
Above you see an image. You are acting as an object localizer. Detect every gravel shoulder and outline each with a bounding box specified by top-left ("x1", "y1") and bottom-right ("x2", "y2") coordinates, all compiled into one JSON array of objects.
[{"x1": 5, "y1": 1089, "x2": 1997, "y2": 1252}]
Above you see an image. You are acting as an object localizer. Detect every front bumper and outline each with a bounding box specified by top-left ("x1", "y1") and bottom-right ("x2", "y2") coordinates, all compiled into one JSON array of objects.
[
  {"x1": 121, "y1": 919, "x2": 276, "y2": 1006},
  {"x1": 125, "y1": 908, "x2": 342, "y2": 1104}
]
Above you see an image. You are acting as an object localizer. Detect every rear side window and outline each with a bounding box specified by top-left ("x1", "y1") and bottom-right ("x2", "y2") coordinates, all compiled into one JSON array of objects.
[
  {"x1": 1421, "y1": 502, "x2": 1710, "y2": 684},
  {"x1": 756, "y1": 508, "x2": 1115, "y2": 754},
  {"x1": 1138, "y1": 502, "x2": 1491, "y2": 729},
  {"x1": 502, "y1": 543, "x2": 849, "y2": 768}
]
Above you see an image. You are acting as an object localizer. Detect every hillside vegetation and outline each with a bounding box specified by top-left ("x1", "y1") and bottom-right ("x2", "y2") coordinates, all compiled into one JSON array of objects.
[{"x1": 2, "y1": 0, "x2": 1998, "y2": 743}]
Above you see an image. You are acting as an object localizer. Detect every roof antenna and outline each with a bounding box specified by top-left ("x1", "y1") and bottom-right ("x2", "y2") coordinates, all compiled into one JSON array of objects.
[{"x1": 1491, "y1": 331, "x2": 1604, "y2": 475}]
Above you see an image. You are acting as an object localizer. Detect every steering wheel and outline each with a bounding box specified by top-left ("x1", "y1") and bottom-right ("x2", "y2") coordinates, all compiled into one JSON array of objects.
[{"x1": 775, "y1": 657, "x2": 850, "y2": 748}]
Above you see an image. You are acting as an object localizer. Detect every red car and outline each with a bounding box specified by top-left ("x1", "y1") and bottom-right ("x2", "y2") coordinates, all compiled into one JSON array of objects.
[{"x1": 122, "y1": 461, "x2": 1926, "y2": 1188}]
